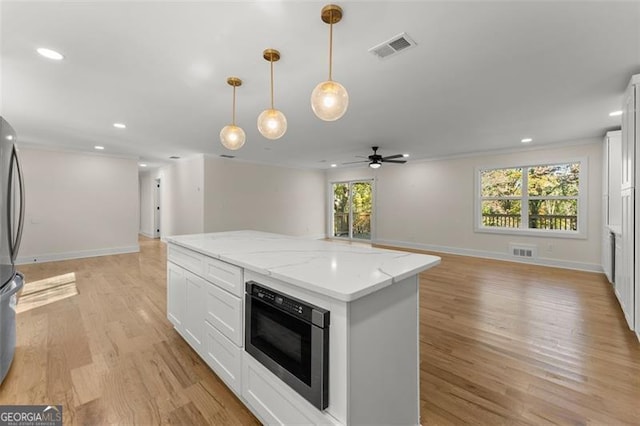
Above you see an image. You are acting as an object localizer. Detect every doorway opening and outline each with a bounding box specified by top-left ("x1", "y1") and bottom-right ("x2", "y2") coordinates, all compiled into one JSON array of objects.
[{"x1": 331, "y1": 180, "x2": 374, "y2": 241}]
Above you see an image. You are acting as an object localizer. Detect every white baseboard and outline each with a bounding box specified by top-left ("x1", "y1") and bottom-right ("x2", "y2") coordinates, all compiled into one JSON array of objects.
[
  {"x1": 139, "y1": 231, "x2": 155, "y2": 238},
  {"x1": 374, "y1": 238, "x2": 603, "y2": 273},
  {"x1": 300, "y1": 233, "x2": 327, "y2": 240},
  {"x1": 16, "y1": 245, "x2": 140, "y2": 265}
]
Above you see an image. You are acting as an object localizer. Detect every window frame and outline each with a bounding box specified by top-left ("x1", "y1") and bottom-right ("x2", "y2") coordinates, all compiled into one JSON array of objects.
[{"x1": 474, "y1": 158, "x2": 587, "y2": 239}]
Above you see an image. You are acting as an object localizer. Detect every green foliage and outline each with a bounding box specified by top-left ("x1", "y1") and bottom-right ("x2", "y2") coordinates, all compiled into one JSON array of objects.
[
  {"x1": 333, "y1": 182, "x2": 372, "y2": 237},
  {"x1": 481, "y1": 163, "x2": 580, "y2": 230}
]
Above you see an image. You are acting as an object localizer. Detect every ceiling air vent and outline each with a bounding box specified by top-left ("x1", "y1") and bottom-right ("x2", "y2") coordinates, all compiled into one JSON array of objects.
[
  {"x1": 369, "y1": 32, "x2": 417, "y2": 59},
  {"x1": 169, "y1": 156, "x2": 181, "y2": 159},
  {"x1": 220, "y1": 154, "x2": 235, "y2": 159}
]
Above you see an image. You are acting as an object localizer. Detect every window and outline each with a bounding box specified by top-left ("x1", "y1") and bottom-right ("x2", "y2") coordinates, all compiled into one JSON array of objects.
[
  {"x1": 331, "y1": 180, "x2": 373, "y2": 240},
  {"x1": 476, "y1": 160, "x2": 585, "y2": 238}
]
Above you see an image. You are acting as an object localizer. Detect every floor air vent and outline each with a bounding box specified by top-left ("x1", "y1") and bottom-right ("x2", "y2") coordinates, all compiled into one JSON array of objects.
[
  {"x1": 369, "y1": 32, "x2": 417, "y2": 59},
  {"x1": 509, "y1": 244, "x2": 537, "y2": 259}
]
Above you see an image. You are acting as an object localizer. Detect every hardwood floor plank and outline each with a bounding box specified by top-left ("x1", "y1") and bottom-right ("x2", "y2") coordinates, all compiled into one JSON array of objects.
[{"x1": 0, "y1": 237, "x2": 637, "y2": 425}]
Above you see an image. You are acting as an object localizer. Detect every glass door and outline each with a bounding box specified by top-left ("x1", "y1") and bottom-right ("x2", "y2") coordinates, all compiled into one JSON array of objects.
[{"x1": 332, "y1": 180, "x2": 373, "y2": 241}]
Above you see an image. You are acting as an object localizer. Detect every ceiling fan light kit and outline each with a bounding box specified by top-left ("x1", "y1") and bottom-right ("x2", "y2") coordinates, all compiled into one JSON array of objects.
[
  {"x1": 257, "y1": 49, "x2": 287, "y2": 140},
  {"x1": 220, "y1": 77, "x2": 246, "y2": 150},
  {"x1": 343, "y1": 146, "x2": 408, "y2": 168}
]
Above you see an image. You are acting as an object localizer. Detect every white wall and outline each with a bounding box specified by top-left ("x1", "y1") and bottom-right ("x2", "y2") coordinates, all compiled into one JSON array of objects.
[
  {"x1": 17, "y1": 148, "x2": 139, "y2": 263},
  {"x1": 139, "y1": 170, "x2": 154, "y2": 237},
  {"x1": 155, "y1": 155, "x2": 205, "y2": 238},
  {"x1": 203, "y1": 156, "x2": 326, "y2": 238},
  {"x1": 327, "y1": 140, "x2": 603, "y2": 271}
]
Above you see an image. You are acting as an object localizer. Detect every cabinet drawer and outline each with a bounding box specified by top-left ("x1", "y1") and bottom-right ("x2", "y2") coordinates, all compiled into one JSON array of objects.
[
  {"x1": 242, "y1": 352, "x2": 337, "y2": 425},
  {"x1": 168, "y1": 245, "x2": 204, "y2": 276},
  {"x1": 203, "y1": 257, "x2": 243, "y2": 296},
  {"x1": 205, "y1": 281, "x2": 243, "y2": 346},
  {"x1": 204, "y1": 321, "x2": 242, "y2": 395}
]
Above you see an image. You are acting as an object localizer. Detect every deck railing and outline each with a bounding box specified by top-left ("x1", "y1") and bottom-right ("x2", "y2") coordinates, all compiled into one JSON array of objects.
[
  {"x1": 482, "y1": 213, "x2": 577, "y2": 230},
  {"x1": 333, "y1": 212, "x2": 371, "y2": 238}
]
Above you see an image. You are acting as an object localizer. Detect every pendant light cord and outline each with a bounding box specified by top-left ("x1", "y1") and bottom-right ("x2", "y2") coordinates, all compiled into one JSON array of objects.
[
  {"x1": 270, "y1": 59, "x2": 275, "y2": 110},
  {"x1": 328, "y1": 10, "x2": 334, "y2": 81},
  {"x1": 232, "y1": 85, "x2": 236, "y2": 125}
]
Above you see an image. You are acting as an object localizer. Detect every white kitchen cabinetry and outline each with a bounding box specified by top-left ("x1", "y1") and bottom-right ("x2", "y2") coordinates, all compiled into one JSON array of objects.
[
  {"x1": 620, "y1": 188, "x2": 634, "y2": 329},
  {"x1": 167, "y1": 232, "x2": 440, "y2": 426},
  {"x1": 167, "y1": 262, "x2": 186, "y2": 334},
  {"x1": 602, "y1": 131, "x2": 621, "y2": 284},
  {"x1": 166, "y1": 245, "x2": 245, "y2": 393},
  {"x1": 184, "y1": 270, "x2": 206, "y2": 352},
  {"x1": 620, "y1": 74, "x2": 639, "y2": 336}
]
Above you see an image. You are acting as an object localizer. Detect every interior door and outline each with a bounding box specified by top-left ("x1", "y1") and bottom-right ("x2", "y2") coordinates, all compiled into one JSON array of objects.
[{"x1": 332, "y1": 180, "x2": 373, "y2": 241}]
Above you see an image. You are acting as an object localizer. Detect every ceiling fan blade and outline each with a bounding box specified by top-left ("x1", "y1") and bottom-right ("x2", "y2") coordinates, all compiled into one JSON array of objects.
[
  {"x1": 381, "y1": 159, "x2": 407, "y2": 164},
  {"x1": 342, "y1": 160, "x2": 369, "y2": 164},
  {"x1": 381, "y1": 154, "x2": 404, "y2": 160}
]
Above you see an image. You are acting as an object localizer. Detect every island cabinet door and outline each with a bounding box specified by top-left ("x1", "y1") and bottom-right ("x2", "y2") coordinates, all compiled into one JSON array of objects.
[
  {"x1": 184, "y1": 270, "x2": 207, "y2": 353},
  {"x1": 167, "y1": 262, "x2": 186, "y2": 334}
]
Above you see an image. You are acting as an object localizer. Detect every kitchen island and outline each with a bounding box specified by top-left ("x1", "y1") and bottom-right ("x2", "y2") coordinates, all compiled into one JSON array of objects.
[{"x1": 166, "y1": 230, "x2": 440, "y2": 425}]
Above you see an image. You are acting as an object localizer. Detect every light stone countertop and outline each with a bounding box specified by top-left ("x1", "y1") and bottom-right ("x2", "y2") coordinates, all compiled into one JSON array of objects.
[{"x1": 166, "y1": 230, "x2": 441, "y2": 302}]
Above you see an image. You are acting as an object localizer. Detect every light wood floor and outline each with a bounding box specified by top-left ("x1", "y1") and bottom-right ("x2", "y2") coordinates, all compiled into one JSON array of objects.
[{"x1": 1, "y1": 237, "x2": 638, "y2": 425}]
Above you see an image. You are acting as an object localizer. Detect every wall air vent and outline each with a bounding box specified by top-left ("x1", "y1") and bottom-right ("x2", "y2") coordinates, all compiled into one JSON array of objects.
[
  {"x1": 169, "y1": 156, "x2": 181, "y2": 159},
  {"x1": 509, "y1": 243, "x2": 538, "y2": 259},
  {"x1": 220, "y1": 154, "x2": 235, "y2": 159},
  {"x1": 369, "y1": 32, "x2": 417, "y2": 59}
]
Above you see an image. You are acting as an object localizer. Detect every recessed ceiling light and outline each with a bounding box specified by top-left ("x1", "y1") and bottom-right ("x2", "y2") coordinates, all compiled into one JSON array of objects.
[
  {"x1": 6, "y1": 135, "x2": 13, "y2": 141},
  {"x1": 402, "y1": 153, "x2": 409, "y2": 158},
  {"x1": 113, "y1": 123, "x2": 126, "y2": 129},
  {"x1": 521, "y1": 138, "x2": 533, "y2": 143},
  {"x1": 94, "y1": 145, "x2": 104, "y2": 150},
  {"x1": 609, "y1": 110, "x2": 623, "y2": 117},
  {"x1": 139, "y1": 163, "x2": 147, "y2": 167},
  {"x1": 36, "y1": 47, "x2": 64, "y2": 60},
  {"x1": 331, "y1": 164, "x2": 337, "y2": 168}
]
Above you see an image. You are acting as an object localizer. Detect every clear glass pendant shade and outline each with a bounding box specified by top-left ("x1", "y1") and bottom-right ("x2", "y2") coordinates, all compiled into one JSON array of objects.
[
  {"x1": 220, "y1": 125, "x2": 246, "y2": 150},
  {"x1": 257, "y1": 108, "x2": 287, "y2": 140},
  {"x1": 311, "y1": 80, "x2": 349, "y2": 121}
]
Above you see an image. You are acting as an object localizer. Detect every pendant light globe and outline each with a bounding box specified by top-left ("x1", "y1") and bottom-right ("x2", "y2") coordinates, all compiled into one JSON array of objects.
[
  {"x1": 220, "y1": 77, "x2": 246, "y2": 150},
  {"x1": 220, "y1": 125, "x2": 246, "y2": 150},
  {"x1": 311, "y1": 81, "x2": 349, "y2": 121},
  {"x1": 258, "y1": 49, "x2": 287, "y2": 139},
  {"x1": 311, "y1": 4, "x2": 348, "y2": 121},
  {"x1": 257, "y1": 109, "x2": 287, "y2": 140}
]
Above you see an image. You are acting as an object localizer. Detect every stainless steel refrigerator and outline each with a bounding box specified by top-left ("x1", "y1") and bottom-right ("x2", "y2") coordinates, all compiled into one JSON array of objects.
[{"x1": 0, "y1": 116, "x2": 25, "y2": 385}]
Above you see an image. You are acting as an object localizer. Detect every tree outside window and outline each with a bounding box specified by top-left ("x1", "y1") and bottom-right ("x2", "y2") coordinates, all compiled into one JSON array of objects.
[{"x1": 479, "y1": 162, "x2": 581, "y2": 233}]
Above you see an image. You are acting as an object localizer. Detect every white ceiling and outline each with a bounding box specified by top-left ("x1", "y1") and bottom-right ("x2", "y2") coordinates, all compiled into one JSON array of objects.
[{"x1": 2, "y1": 1, "x2": 639, "y2": 170}]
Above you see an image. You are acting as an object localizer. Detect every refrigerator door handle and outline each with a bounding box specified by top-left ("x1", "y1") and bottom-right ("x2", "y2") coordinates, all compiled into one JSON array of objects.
[{"x1": 8, "y1": 145, "x2": 25, "y2": 262}]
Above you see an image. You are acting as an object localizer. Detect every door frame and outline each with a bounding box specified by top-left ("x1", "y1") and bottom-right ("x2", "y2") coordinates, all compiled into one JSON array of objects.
[
  {"x1": 154, "y1": 178, "x2": 161, "y2": 239},
  {"x1": 327, "y1": 178, "x2": 376, "y2": 242}
]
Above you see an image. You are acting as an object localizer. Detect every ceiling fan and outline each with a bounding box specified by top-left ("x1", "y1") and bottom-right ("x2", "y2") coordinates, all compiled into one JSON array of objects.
[{"x1": 343, "y1": 146, "x2": 408, "y2": 169}]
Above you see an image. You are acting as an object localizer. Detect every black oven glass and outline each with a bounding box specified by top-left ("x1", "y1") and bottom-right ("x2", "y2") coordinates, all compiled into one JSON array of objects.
[{"x1": 250, "y1": 297, "x2": 312, "y2": 386}]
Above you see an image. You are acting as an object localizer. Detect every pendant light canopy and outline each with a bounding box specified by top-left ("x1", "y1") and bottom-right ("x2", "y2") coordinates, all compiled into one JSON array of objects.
[
  {"x1": 311, "y1": 4, "x2": 349, "y2": 121},
  {"x1": 258, "y1": 49, "x2": 287, "y2": 140},
  {"x1": 220, "y1": 77, "x2": 246, "y2": 150}
]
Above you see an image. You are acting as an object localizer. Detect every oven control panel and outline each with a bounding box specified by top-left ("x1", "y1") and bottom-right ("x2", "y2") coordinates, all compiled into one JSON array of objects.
[{"x1": 246, "y1": 281, "x2": 329, "y2": 327}]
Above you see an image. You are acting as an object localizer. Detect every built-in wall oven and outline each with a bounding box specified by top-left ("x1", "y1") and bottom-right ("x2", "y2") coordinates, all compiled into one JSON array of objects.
[{"x1": 245, "y1": 281, "x2": 330, "y2": 410}]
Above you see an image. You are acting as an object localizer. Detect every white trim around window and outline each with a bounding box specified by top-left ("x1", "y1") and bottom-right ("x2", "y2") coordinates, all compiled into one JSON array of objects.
[{"x1": 474, "y1": 157, "x2": 588, "y2": 239}]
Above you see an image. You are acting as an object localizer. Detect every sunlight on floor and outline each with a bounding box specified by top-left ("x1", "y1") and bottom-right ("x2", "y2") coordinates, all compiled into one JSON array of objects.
[{"x1": 16, "y1": 272, "x2": 78, "y2": 313}]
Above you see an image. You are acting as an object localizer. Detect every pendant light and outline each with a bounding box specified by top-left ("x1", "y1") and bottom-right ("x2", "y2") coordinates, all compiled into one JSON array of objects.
[
  {"x1": 220, "y1": 77, "x2": 246, "y2": 150},
  {"x1": 258, "y1": 49, "x2": 287, "y2": 140},
  {"x1": 311, "y1": 4, "x2": 349, "y2": 121}
]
